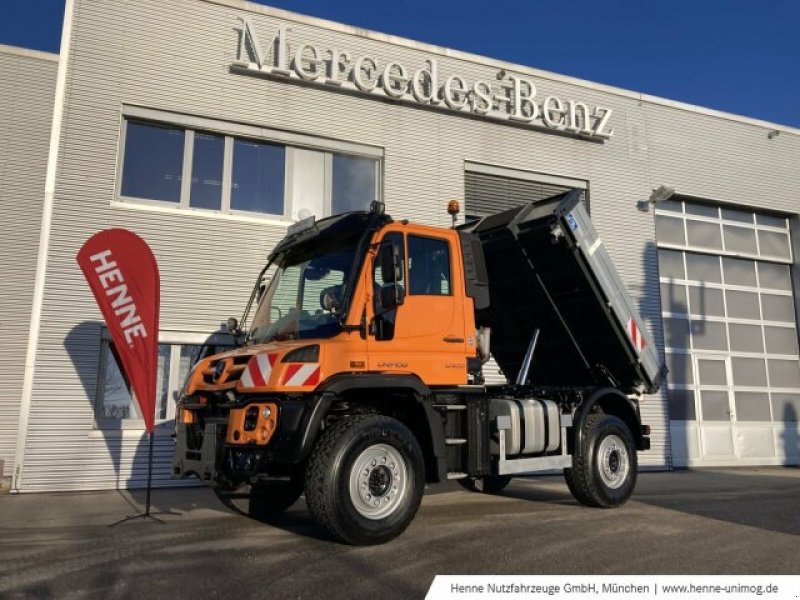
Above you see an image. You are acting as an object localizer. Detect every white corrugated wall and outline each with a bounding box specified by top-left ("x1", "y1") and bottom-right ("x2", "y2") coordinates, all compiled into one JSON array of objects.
[{"x1": 0, "y1": 46, "x2": 57, "y2": 480}]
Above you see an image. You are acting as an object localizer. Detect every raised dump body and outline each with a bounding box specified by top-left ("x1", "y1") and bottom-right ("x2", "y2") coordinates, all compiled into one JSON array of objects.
[{"x1": 463, "y1": 189, "x2": 665, "y2": 394}]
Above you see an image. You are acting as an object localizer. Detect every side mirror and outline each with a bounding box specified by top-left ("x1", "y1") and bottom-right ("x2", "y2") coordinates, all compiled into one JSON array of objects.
[
  {"x1": 379, "y1": 283, "x2": 405, "y2": 311},
  {"x1": 379, "y1": 242, "x2": 403, "y2": 283}
]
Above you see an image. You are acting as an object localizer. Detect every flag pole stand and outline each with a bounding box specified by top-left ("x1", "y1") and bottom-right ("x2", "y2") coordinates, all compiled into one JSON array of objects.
[{"x1": 109, "y1": 431, "x2": 179, "y2": 526}]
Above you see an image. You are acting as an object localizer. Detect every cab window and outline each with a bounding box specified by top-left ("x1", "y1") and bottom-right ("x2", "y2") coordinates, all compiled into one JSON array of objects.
[{"x1": 408, "y1": 235, "x2": 451, "y2": 295}]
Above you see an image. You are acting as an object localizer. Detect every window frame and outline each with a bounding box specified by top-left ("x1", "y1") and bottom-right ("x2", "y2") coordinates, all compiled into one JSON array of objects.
[
  {"x1": 94, "y1": 329, "x2": 234, "y2": 431},
  {"x1": 115, "y1": 106, "x2": 383, "y2": 221}
]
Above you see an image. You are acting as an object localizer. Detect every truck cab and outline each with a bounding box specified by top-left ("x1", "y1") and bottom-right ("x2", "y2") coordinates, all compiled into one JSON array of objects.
[{"x1": 173, "y1": 191, "x2": 664, "y2": 545}]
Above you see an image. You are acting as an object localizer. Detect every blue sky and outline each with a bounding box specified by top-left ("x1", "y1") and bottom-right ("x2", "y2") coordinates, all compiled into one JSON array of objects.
[{"x1": 3, "y1": 0, "x2": 799, "y2": 127}]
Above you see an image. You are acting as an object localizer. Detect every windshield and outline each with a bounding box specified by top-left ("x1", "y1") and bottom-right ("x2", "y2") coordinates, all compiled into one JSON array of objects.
[{"x1": 248, "y1": 241, "x2": 359, "y2": 344}]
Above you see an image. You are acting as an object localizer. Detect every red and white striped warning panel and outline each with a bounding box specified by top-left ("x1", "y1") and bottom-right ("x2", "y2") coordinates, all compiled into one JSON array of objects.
[
  {"x1": 626, "y1": 318, "x2": 647, "y2": 353},
  {"x1": 282, "y1": 363, "x2": 321, "y2": 387},
  {"x1": 240, "y1": 353, "x2": 277, "y2": 387}
]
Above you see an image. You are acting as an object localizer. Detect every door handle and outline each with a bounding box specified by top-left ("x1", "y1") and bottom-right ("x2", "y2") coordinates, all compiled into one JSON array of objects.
[{"x1": 442, "y1": 336, "x2": 464, "y2": 343}]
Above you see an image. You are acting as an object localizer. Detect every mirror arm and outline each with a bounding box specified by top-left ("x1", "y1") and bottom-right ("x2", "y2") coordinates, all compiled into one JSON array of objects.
[
  {"x1": 240, "y1": 259, "x2": 273, "y2": 334},
  {"x1": 341, "y1": 323, "x2": 367, "y2": 335}
]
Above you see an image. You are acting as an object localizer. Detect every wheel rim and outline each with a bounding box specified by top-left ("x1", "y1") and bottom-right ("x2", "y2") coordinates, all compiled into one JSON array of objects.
[
  {"x1": 596, "y1": 434, "x2": 629, "y2": 490},
  {"x1": 349, "y1": 443, "x2": 408, "y2": 520}
]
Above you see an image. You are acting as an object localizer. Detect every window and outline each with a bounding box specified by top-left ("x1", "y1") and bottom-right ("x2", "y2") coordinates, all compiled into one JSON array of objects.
[
  {"x1": 668, "y1": 388, "x2": 696, "y2": 421},
  {"x1": 190, "y1": 132, "x2": 225, "y2": 209},
  {"x1": 301, "y1": 265, "x2": 348, "y2": 314},
  {"x1": 99, "y1": 344, "x2": 171, "y2": 420},
  {"x1": 408, "y1": 235, "x2": 451, "y2": 296},
  {"x1": 121, "y1": 121, "x2": 185, "y2": 202},
  {"x1": 96, "y1": 335, "x2": 232, "y2": 426},
  {"x1": 665, "y1": 353, "x2": 693, "y2": 385},
  {"x1": 231, "y1": 138, "x2": 285, "y2": 215},
  {"x1": 119, "y1": 114, "x2": 380, "y2": 221},
  {"x1": 654, "y1": 198, "x2": 792, "y2": 263},
  {"x1": 333, "y1": 154, "x2": 378, "y2": 214},
  {"x1": 288, "y1": 148, "x2": 325, "y2": 221},
  {"x1": 700, "y1": 391, "x2": 730, "y2": 421},
  {"x1": 658, "y1": 249, "x2": 685, "y2": 279},
  {"x1": 734, "y1": 392, "x2": 771, "y2": 421},
  {"x1": 685, "y1": 252, "x2": 721, "y2": 283},
  {"x1": 686, "y1": 220, "x2": 722, "y2": 250},
  {"x1": 655, "y1": 216, "x2": 686, "y2": 246}
]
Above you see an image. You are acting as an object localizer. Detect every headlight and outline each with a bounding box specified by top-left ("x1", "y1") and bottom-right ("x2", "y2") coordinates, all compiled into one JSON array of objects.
[{"x1": 282, "y1": 344, "x2": 320, "y2": 363}]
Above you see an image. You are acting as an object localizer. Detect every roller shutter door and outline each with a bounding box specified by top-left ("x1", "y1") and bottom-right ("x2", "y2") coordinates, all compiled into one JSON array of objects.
[{"x1": 465, "y1": 171, "x2": 586, "y2": 221}]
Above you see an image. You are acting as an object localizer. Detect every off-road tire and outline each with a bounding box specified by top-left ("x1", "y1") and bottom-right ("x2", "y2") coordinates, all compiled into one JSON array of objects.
[
  {"x1": 304, "y1": 414, "x2": 425, "y2": 545},
  {"x1": 249, "y1": 476, "x2": 304, "y2": 520},
  {"x1": 564, "y1": 411, "x2": 637, "y2": 508},
  {"x1": 457, "y1": 475, "x2": 512, "y2": 494}
]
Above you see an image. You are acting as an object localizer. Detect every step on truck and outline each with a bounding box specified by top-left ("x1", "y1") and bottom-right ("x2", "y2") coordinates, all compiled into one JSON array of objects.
[{"x1": 173, "y1": 189, "x2": 666, "y2": 545}]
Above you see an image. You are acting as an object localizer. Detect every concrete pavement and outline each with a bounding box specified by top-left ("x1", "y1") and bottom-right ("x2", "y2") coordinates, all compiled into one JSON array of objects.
[{"x1": 0, "y1": 468, "x2": 798, "y2": 598}]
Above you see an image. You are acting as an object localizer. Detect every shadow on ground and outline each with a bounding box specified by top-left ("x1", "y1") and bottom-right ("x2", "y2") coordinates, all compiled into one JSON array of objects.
[
  {"x1": 207, "y1": 466, "x2": 800, "y2": 542},
  {"x1": 495, "y1": 467, "x2": 800, "y2": 538},
  {"x1": 630, "y1": 467, "x2": 800, "y2": 537}
]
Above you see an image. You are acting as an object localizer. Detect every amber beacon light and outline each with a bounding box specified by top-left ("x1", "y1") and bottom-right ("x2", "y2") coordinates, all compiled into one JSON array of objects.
[{"x1": 447, "y1": 199, "x2": 461, "y2": 228}]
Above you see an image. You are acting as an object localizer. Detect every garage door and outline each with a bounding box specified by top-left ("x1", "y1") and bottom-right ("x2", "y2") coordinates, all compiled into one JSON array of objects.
[{"x1": 656, "y1": 198, "x2": 800, "y2": 466}]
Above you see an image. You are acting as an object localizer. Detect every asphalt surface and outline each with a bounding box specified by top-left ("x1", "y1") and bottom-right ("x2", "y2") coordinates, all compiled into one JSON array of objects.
[{"x1": 0, "y1": 467, "x2": 798, "y2": 599}]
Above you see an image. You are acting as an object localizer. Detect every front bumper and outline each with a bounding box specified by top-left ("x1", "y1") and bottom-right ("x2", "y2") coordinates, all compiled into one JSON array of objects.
[{"x1": 171, "y1": 396, "x2": 325, "y2": 486}]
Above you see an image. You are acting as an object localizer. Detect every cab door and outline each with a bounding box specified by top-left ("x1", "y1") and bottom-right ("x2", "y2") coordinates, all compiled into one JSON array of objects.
[{"x1": 366, "y1": 228, "x2": 467, "y2": 385}]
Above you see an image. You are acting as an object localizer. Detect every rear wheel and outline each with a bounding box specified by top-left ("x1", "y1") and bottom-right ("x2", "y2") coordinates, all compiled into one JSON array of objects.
[
  {"x1": 457, "y1": 475, "x2": 512, "y2": 494},
  {"x1": 565, "y1": 412, "x2": 637, "y2": 508},
  {"x1": 304, "y1": 414, "x2": 425, "y2": 545},
  {"x1": 248, "y1": 476, "x2": 304, "y2": 520}
]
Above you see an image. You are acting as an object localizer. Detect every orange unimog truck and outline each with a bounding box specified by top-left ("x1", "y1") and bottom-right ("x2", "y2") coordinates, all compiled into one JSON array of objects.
[{"x1": 173, "y1": 190, "x2": 665, "y2": 545}]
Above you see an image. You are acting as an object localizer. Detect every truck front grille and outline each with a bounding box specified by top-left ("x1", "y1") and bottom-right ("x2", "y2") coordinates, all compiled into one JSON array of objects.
[{"x1": 202, "y1": 355, "x2": 251, "y2": 386}]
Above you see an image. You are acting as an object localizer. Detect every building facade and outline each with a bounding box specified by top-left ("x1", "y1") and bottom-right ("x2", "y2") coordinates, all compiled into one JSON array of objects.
[
  {"x1": 2, "y1": 0, "x2": 799, "y2": 492},
  {"x1": 0, "y1": 44, "x2": 57, "y2": 486}
]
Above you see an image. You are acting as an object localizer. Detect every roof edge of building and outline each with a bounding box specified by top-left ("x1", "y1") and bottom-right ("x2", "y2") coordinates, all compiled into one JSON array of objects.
[
  {"x1": 202, "y1": 0, "x2": 800, "y2": 137},
  {"x1": 0, "y1": 43, "x2": 59, "y2": 63}
]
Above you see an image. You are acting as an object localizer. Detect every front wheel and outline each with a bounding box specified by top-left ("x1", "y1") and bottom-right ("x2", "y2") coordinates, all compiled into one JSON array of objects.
[
  {"x1": 564, "y1": 412, "x2": 637, "y2": 508},
  {"x1": 304, "y1": 414, "x2": 425, "y2": 545}
]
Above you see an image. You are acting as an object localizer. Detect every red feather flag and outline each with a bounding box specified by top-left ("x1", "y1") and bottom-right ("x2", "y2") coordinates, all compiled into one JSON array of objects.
[{"x1": 77, "y1": 229, "x2": 161, "y2": 433}]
